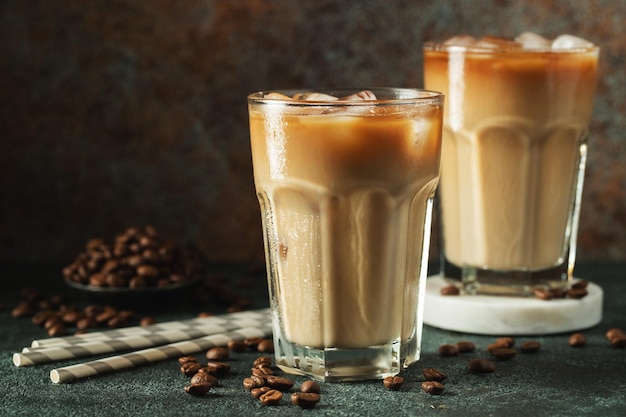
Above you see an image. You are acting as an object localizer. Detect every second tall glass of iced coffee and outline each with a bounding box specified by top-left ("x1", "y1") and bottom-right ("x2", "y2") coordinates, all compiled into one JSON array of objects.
[
  {"x1": 424, "y1": 34, "x2": 599, "y2": 295},
  {"x1": 249, "y1": 88, "x2": 443, "y2": 381}
]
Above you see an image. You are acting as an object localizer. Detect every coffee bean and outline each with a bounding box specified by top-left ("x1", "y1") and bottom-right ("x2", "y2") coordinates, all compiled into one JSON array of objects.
[
  {"x1": 549, "y1": 288, "x2": 568, "y2": 298},
  {"x1": 253, "y1": 356, "x2": 273, "y2": 367},
  {"x1": 11, "y1": 301, "x2": 34, "y2": 318},
  {"x1": 495, "y1": 337, "x2": 515, "y2": 348},
  {"x1": 140, "y1": 316, "x2": 156, "y2": 326},
  {"x1": 533, "y1": 288, "x2": 552, "y2": 300},
  {"x1": 265, "y1": 375, "x2": 295, "y2": 391},
  {"x1": 468, "y1": 359, "x2": 496, "y2": 374},
  {"x1": 300, "y1": 380, "x2": 321, "y2": 394},
  {"x1": 178, "y1": 356, "x2": 198, "y2": 365},
  {"x1": 440, "y1": 285, "x2": 460, "y2": 296},
  {"x1": 251, "y1": 386, "x2": 271, "y2": 399},
  {"x1": 184, "y1": 382, "x2": 212, "y2": 396},
  {"x1": 520, "y1": 341, "x2": 541, "y2": 353},
  {"x1": 228, "y1": 340, "x2": 247, "y2": 353},
  {"x1": 571, "y1": 280, "x2": 589, "y2": 290},
  {"x1": 244, "y1": 337, "x2": 265, "y2": 350},
  {"x1": 438, "y1": 344, "x2": 459, "y2": 357},
  {"x1": 421, "y1": 381, "x2": 445, "y2": 395},
  {"x1": 383, "y1": 376, "x2": 404, "y2": 390},
  {"x1": 567, "y1": 288, "x2": 588, "y2": 299},
  {"x1": 605, "y1": 328, "x2": 624, "y2": 341},
  {"x1": 291, "y1": 392, "x2": 321, "y2": 409},
  {"x1": 32, "y1": 311, "x2": 54, "y2": 326},
  {"x1": 569, "y1": 333, "x2": 587, "y2": 347},
  {"x1": 257, "y1": 339, "x2": 274, "y2": 353},
  {"x1": 204, "y1": 361, "x2": 231, "y2": 376},
  {"x1": 47, "y1": 323, "x2": 66, "y2": 337},
  {"x1": 490, "y1": 347, "x2": 517, "y2": 361},
  {"x1": 251, "y1": 366, "x2": 274, "y2": 377},
  {"x1": 243, "y1": 375, "x2": 266, "y2": 390},
  {"x1": 423, "y1": 368, "x2": 447, "y2": 382},
  {"x1": 190, "y1": 372, "x2": 218, "y2": 387},
  {"x1": 259, "y1": 389, "x2": 282, "y2": 406},
  {"x1": 206, "y1": 347, "x2": 229, "y2": 361},
  {"x1": 181, "y1": 361, "x2": 202, "y2": 376},
  {"x1": 455, "y1": 341, "x2": 476, "y2": 353}
]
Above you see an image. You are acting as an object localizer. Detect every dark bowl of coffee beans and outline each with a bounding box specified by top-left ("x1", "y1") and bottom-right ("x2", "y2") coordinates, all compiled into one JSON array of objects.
[{"x1": 62, "y1": 226, "x2": 205, "y2": 309}]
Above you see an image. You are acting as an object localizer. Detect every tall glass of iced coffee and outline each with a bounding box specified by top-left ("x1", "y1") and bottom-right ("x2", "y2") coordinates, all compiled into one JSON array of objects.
[
  {"x1": 424, "y1": 33, "x2": 598, "y2": 295},
  {"x1": 248, "y1": 88, "x2": 443, "y2": 381}
]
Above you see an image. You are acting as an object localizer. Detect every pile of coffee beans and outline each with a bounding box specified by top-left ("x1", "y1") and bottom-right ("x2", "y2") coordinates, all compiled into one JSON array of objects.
[
  {"x1": 439, "y1": 279, "x2": 590, "y2": 300},
  {"x1": 63, "y1": 226, "x2": 203, "y2": 289},
  {"x1": 177, "y1": 337, "x2": 321, "y2": 409}
]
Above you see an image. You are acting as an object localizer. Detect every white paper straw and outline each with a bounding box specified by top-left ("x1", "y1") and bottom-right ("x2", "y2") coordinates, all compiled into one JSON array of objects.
[
  {"x1": 14, "y1": 318, "x2": 266, "y2": 366},
  {"x1": 31, "y1": 308, "x2": 270, "y2": 348},
  {"x1": 50, "y1": 324, "x2": 272, "y2": 384}
]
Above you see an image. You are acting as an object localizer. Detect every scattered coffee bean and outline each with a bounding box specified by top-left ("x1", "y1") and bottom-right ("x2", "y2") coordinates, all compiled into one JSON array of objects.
[
  {"x1": 47, "y1": 323, "x2": 66, "y2": 337},
  {"x1": 11, "y1": 301, "x2": 34, "y2": 318},
  {"x1": 181, "y1": 361, "x2": 202, "y2": 376},
  {"x1": 251, "y1": 366, "x2": 274, "y2": 377},
  {"x1": 259, "y1": 389, "x2": 282, "y2": 406},
  {"x1": 440, "y1": 285, "x2": 460, "y2": 296},
  {"x1": 455, "y1": 341, "x2": 476, "y2": 353},
  {"x1": 520, "y1": 341, "x2": 541, "y2": 353},
  {"x1": 265, "y1": 375, "x2": 295, "y2": 391},
  {"x1": 609, "y1": 335, "x2": 626, "y2": 348},
  {"x1": 549, "y1": 288, "x2": 568, "y2": 298},
  {"x1": 533, "y1": 288, "x2": 552, "y2": 301},
  {"x1": 438, "y1": 344, "x2": 459, "y2": 357},
  {"x1": 243, "y1": 376, "x2": 266, "y2": 390},
  {"x1": 292, "y1": 392, "x2": 321, "y2": 409},
  {"x1": 421, "y1": 380, "x2": 445, "y2": 395},
  {"x1": 178, "y1": 356, "x2": 198, "y2": 365},
  {"x1": 206, "y1": 347, "x2": 229, "y2": 361},
  {"x1": 568, "y1": 333, "x2": 587, "y2": 347},
  {"x1": 257, "y1": 339, "x2": 274, "y2": 353},
  {"x1": 300, "y1": 380, "x2": 321, "y2": 394},
  {"x1": 251, "y1": 386, "x2": 271, "y2": 399},
  {"x1": 468, "y1": 358, "x2": 496, "y2": 374},
  {"x1": 423, "y1": 368, "x2": 447, "y2": 382},
  {"x1": 228, "y1": 340, "x2": 247, "y2": 353},
  {"x1": 571, "y1": 280, "x2": 589, "y2": 290},
  {"x1": 490, "y1": 347, "x2": 517, "y2": 361},
  {"x1": 140, "y1": 316, "x2": 156, "y2": 326},
  {"x1": 495, "y1": 337, "x2": 515, "y2": 348},
  {"x1": 244, "y1": 337, "x2": 265, "y2": 350},
  {"x1": 184, "y1": 382, "x2": 212, "y2": 396},
  {"x1": 204, "y1": 361, "x2": 231, "y2": 376},
  {"x1": 190, "y1": 372, "x2": 218, "y2": 387},
  {"x1": 605, "y1": 328, "x2": 625, "y2": 340},
  {"x1": 253, "y1": 356, "x2": 273, "y2": 367},
  {"x1": 383, "y1": 376, "x2": 404, "y2": 390},
  {"x1": 567, "y1": 288, "x2": 588, "y2": 299}
]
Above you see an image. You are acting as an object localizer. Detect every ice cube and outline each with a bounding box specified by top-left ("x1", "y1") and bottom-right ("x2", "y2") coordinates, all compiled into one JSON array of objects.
[
  {"x1": 475, "y1": 36, "x2": 521, "y2": 50},
  {"x1": 339, "y1": 90, "x2": 377, "y2": 101},
  {"x1": 515, "y1": 32, "x2": 550, "y2": 50},
  {"x1": 292, "y1": 92, "x2": 339, "y2": 101},
  {"x1": 443, "y1": 35, "x2": 478, "y2": 47},
  {"x1": 552, "y1": 34, "x2": 594, "y2": 50}
]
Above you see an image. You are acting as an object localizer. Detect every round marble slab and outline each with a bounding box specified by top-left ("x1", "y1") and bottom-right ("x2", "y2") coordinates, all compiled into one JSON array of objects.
[{"x1": 423, "y1": 275, "x2": 603, "y2": 335}]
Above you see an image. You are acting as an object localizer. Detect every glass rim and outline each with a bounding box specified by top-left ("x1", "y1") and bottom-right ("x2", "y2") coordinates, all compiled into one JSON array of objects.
[
  {"x1": 423, "y1": 40, "x2": 599, "y2": 55},
  {"x1": 248, "y1": 88, "x2": 444, "y2": 106}
]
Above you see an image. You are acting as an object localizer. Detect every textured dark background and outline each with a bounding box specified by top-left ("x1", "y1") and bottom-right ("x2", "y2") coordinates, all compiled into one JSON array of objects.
[{"x1": 1, "y1": 0, "x2": 624, "y2": 266}]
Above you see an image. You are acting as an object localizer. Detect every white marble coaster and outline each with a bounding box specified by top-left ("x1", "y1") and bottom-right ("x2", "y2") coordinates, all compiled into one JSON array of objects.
[{"x1": 423, "y1": 275, "x2": 603, "y2": 335}]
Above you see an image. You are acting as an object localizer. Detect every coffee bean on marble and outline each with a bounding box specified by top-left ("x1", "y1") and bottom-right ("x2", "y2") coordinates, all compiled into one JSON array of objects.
[
  {"x1": 421, "y1": 381, "x2": 445, "y2": 395},
  {"x1": 533, "y1": 288, "x2": 552, "y2": 300},
  {"x1": 569, "y1": 333, "x2": 587, "y2": 347},
  {"x1": 520, "y1": 341, "x2": 541, "y2": 353},
  {"x1": 300, "y1": 380, "x2": 321, "y2": 394},
  {"x1": 423, "y1": 368, "x2": 447, "y2": 382},
  {"x1": 291, "y1": 392, "x2": 321, "y2": 409},
  {"x1": 205, "y1": 347, "x2": 229, "y2": 361},
  {"x1": 259, "y1": 389, "x2": 282, "y2": 406},
  {"x1": 567, "y1": 288, "x2": 588, "y2": 299},
  {"x1": 571, "y1": 280, "x2": 589, "y2": 290},
  {"x1": 382, "y1": 376, "x2": 404, "y2": 390},
  {"x1": 440, "y1": 285, "x2": 460, "y2": 296},
  {"x1": 468, "y1": 359, "x2": 496, "y2": 374}
]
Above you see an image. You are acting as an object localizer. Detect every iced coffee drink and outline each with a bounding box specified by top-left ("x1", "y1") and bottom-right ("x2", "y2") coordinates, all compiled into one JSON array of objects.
[
  {"x1": 424, "y1": 33, "x2": 598, "y2": 294},
  {"x1": 248, "y1": 88, "x2": 443, "y2": 380}
]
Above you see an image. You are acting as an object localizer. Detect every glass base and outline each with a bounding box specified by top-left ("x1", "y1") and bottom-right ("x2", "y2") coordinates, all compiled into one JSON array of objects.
[
  {"x1": 273, "y1": 335, "x2": 419, "y2": 382},
  {"x1": 443, "y1": 258, "x2": 570, "y2": 296}
]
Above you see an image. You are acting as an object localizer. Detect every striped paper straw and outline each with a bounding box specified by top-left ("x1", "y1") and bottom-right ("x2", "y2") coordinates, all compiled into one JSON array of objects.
[
  {"x1": 31, "y1": 308, "x2": 271, "y2": 348},
  {"x1": 50, "y1": 325, "x2": 273, "y2": 384},
  {"x1": 14, "y1": 318, "x2": 266, "y2": 366}
]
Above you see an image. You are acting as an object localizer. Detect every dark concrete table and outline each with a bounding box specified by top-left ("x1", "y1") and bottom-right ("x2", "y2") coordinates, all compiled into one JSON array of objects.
[{"x1": 1, "y1": 262, "x2": 625, "y2": 417}]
